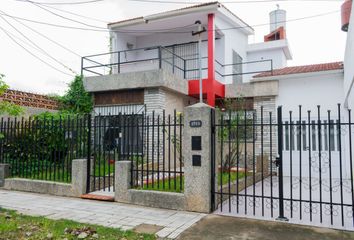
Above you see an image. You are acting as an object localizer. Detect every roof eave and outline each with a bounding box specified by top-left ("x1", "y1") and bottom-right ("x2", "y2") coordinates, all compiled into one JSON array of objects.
[
  {"x1": 217, "y1": 7, "x2": 254, "y2": 35},
  {"x1": 108, "y1": 2, "x2": 221, "y2": 30},
  {"x1": 251, "y1": 69, "x2": 344, "y2": 82}
]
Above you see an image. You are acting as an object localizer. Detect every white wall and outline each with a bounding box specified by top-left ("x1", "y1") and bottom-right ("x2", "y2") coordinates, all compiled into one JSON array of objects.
[
  {"x1": 215, "y1": 16, "x2": 249, "y2": 84},
  {"x1": 112, "y1": 17, "x2": 249, "y2": 84},
  {"x1": 276, "y1": 71, "x2": 344, "y2": 115},
  {"x1": 344, "y1": 1, "x2": 354, "y2": 110},
  {"x1": 246, "y1": 48, "x2": 287, "y2": 82},
  {"x1": 274, "y1": 71, "x2": 353, "y2": 179}
]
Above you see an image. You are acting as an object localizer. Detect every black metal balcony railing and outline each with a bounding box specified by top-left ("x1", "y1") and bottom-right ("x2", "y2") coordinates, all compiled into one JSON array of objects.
[{"x1": 81, "y1": 46, "x2": 273, "y2": 81}]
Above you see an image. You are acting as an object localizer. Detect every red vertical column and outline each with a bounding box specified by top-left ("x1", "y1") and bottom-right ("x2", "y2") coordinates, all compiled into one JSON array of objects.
[{"x1": 207, "y1": 13, "x2": 215, "y2": 107}]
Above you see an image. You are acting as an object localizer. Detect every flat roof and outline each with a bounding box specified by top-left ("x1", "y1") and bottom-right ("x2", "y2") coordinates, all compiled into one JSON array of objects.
[{"x1": 108, "y1": 1, "x2": 253, "y2": 33}]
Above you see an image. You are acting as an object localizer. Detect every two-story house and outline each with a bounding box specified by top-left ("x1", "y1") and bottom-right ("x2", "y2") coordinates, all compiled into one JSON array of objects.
[{"x1": 82, "y1": 2, "x2": 292, "y2": 117}]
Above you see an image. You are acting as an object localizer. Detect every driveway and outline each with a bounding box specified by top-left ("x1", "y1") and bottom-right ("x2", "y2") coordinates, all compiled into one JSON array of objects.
[{"x1": 178, "y1": 214, "x2": 354, "y2": 240}]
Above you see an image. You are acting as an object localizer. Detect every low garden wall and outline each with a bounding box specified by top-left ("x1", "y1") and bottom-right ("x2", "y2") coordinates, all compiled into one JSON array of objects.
[{"x1": 0, "y1": 159, "x2": 88, "y2": 198}]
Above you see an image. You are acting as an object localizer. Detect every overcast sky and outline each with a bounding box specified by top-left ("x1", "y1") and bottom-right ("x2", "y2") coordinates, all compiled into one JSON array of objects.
[{"x1": 0, "y1": 0, "x2": 348, "y2": 95}]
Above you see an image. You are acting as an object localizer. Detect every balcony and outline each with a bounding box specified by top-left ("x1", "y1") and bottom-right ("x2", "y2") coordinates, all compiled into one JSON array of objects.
[{"x1": 82, "y1": 46, "x2": 273, "y2": 97}]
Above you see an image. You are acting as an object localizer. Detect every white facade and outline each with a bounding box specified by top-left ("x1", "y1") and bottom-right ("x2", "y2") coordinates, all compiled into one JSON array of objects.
[
  {"x1": 275, "y1": 71, "x2": 344, "y2": 114},
  {"x1": 106, "y1": 2, "x2": 288, "y2": 86},
  {"x1": 344, "y1": 1, "x2": 354, "y2": 110}
]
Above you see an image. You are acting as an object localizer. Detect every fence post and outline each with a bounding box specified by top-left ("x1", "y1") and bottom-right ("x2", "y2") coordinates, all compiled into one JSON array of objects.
[
  {"x1": 0, "y1": 164, "x2": 10, "y2": 187},
  {"x1": 276, "y1": 106, "x2": 288, "y2": 221},
  {"x1": 183, "y1": 103, "x2": 214, "y2": 213},
  {"x1": 86, "y1": 115, "x2": 92, "y2": 194},
  {"x1": 184, "y1": 59, "x2": 187, "y2": 79},
  {"x1": 81, "y1": 57, "x2": 84, "y2": 76},
  {"x1": 71, "y1": 159, "x2": 87, "y2": 196},
  {"x1": 118, "y1": 51, "x2": 121, "y2": 73},
  {"x1": 158, "y1": 47, "x2": 162, "y2": 69},
  {"x1": 114, "y1": 161, "x2": 132, "y2": 203}
]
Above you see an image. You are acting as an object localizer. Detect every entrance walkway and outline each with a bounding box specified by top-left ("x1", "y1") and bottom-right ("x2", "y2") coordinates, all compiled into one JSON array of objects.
[
  {"x1": 178, "y1": 215, "x2": 354, "y2": 240},
  {"x1": 0, "y1": 190, "x2": 205, "y2": 239},
  {"x1": 215, "y1": 176, "x2": 354, "y2": 231}
]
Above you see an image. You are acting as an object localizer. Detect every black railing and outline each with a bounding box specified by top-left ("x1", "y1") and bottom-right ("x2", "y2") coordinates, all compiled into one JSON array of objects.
[
  {"x1": 82, "y1": 47, "x2": 273, "y2": 82},
  {"x1": 82, "y1": 46, "x2": 186, "y2": 79},
  {"x1": 212, "y1": 105, "x2": 354, "y2": 230},
  {"x1": 0, "y1": 115, "x2": 90, "y2": 183}
]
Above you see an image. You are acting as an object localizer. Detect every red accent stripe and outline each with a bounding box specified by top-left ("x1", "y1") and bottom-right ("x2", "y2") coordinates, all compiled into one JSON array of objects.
[{"x1": 207, "y1": 13, "x2": 216, "y2": 107}]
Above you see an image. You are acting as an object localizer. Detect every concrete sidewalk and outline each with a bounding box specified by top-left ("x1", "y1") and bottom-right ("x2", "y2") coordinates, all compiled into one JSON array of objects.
[
  {"x1": 178, "y1": 215, "x2": 354, "y2": 240},
  {"x1": 0, "y1": 190, "x2": 205, "y2": 239}
]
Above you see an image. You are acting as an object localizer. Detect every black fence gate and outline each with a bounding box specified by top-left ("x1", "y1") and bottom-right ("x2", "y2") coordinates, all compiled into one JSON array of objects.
[
  {"x1": 212, "y1": 105, "x2": 354, "y2": 231},
  {"x1": 87, "y1": 110, "x2": 184, "y2": 193}
]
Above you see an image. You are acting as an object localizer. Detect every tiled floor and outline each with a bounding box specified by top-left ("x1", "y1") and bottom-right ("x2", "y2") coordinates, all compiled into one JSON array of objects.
[
  {"x1": 216, "y1": 176, "x2": 354, "y2": 231},
  {"x1": 0, "y1": 190, "x2": 205, "y2": 239}
]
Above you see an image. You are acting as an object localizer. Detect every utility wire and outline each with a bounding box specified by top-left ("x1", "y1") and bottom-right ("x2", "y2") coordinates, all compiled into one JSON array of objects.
[
  {"x1": 35, "y1": 2, "x2": 109, "y2": 23},
  {"x1": 0, "y1": 11, "x2": 197, "y2": 33},
  {"x1": 0, "y1": 24, "x2": 74, "y2": 77},
  {"x1": 0, "y1": 12, "x2": 108, "y2": 32},
  {"x1": 20, "y1": 0, "x2": 107, "y2": 29},
  {"x1": 0, "y1": 14, "x2": 77, "y2": 74},
  {"x1": 0, "y1": 9, "x2": 340, "y2": 33},
  {"x1": 0, "y1": 9, "x2": 81, "y2": 57},
  {"x1": 128, "y1": 0, "x2": 342, "y2": 4},
  {"x1": 15, "y1": 0, "x2": 104, "y2": 5}
]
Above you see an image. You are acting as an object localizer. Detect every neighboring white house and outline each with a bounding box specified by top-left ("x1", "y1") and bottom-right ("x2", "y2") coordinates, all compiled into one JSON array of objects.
[{"x1": 344, "y1": 0, "x2": 354, "y2": 110}]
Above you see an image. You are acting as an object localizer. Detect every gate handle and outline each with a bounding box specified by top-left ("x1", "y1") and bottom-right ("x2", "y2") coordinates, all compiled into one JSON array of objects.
[{"x1": 275, "y1": 157, "x2": 281, "y2": 167}]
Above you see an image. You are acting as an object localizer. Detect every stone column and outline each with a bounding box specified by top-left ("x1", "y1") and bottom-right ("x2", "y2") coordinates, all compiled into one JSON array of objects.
[
  {"x1": 115, "y1": 161, "x2": 131, "y2": 203},
  {"x1": 0, "y1": 164, "x2": 10, "y2": 187},
  {"x1": 71, "y1": 159, "x2": 88, "y2": 196},
  {"x1": 183, "y1": 103, "x2": 214, "y2": 213}
]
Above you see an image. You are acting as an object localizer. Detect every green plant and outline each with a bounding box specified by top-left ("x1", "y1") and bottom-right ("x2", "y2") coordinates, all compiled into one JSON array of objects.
[
  {"x1": 60, "y1": 75, "x2": 93, "y2": 114},
  {"x1": 3, "y1": 114, "x2": 90, "y2": 180},
  {"x1": 217, "y1": 98, "x2": 252, "y2": 172}
]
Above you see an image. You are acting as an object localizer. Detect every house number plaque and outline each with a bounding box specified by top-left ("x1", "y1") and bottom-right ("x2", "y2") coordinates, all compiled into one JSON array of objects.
[{"x1": 189, "y1": 120, "x2": 202, "y2": 128}]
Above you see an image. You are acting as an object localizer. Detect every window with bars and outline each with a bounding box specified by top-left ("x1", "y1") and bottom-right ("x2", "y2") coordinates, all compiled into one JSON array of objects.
[
  {"x1": 221, "y1": 110, "x2": 256, "y2": 142},
  {"x1": 283, "y1": 120, "x2": 340, "y2": 152}
]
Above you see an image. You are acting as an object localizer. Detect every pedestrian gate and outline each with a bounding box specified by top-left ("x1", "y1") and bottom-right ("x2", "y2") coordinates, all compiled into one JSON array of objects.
[{"x1": 211, "y1": 105, "x2": 354, "y2": 231}]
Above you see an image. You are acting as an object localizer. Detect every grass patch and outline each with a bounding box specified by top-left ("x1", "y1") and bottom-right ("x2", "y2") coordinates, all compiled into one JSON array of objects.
[
  {"x1": 94, "y1": 161, "x2": 115, "y2": 176},
  {"x1": 11, "y1": 161, "x2": 114, "y2": 184},
  {"x1": 217, "y1": 171, "x2": 247, "y2": 186},
  {"x1": 137, "y1": 172, "x2": 247, "y2": 192},
  {"x1": 140, "y1": 176, "x2": 183, "y2": 193},
  {"x1": 13, "y1": 166, "x2": 72, "y2": 183},
  {"x1": 0, "y1": 209, "x2": 156, "y2": 240}
]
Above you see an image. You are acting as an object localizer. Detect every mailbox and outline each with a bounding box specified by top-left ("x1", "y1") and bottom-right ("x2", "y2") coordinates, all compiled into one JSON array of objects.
[
  {"x1": 191, "y1": 136, "x2": 202, "y2": 150},
  {"x1": 192, "y1": 155, "x2": 201, "y2": 166}
]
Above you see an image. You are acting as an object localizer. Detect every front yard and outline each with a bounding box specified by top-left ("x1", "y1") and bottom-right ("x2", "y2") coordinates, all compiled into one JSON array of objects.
[{"x1": 0, "y1": 209, "x2": 155, "y2": 240}]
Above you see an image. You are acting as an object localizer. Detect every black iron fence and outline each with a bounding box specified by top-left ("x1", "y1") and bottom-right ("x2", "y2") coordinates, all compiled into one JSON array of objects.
[
  {"x1": 87, "y1": 110, "x2": 184, "y2": 193},
  {"x1": 212, "y1": 105, "x2": 354, "y2": 230},
  {"x1": 0, "y1": 110, "x2": 184, "y2": 194},
  {"x1": 0, "y1": 115, "x2": 90, "y2": 183},
  {"x1": 130, "y1": 111, "x2": 184, "y2": 192}
]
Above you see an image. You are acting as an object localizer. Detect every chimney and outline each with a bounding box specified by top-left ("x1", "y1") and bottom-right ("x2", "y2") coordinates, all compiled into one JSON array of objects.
[
  {"x1": 264, "y1": 6, "x2": 287, "y2": 42},
  {"x1": 341, "y1": 0, "x2": 352, "y2": 32}
]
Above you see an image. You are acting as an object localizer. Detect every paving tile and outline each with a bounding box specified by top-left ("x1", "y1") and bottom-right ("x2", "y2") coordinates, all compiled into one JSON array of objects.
[
  {"x1": 0, "y1": 189, "x2": 205, "y2": 239},
  {"x1": 156, "y1": 227, "x2": 176, "y2": 238}
]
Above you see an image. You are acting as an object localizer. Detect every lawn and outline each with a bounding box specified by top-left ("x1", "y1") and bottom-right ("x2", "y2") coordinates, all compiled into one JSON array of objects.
[
  {"x1": 141, "y1": 175, "x2": 183, "y2": 192},
  {"x1": 139, "y1": 172, "x2": 247, "y2": 192},
  {"x1": 10, "y1": 160, "x2": 115, "y2": 184},
  {"x1": 217, "y1": 171, "x2": 247, "y2": 186},
  {"x1": 0, "y1": 209, "x2": 156, "y2": 240}
]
